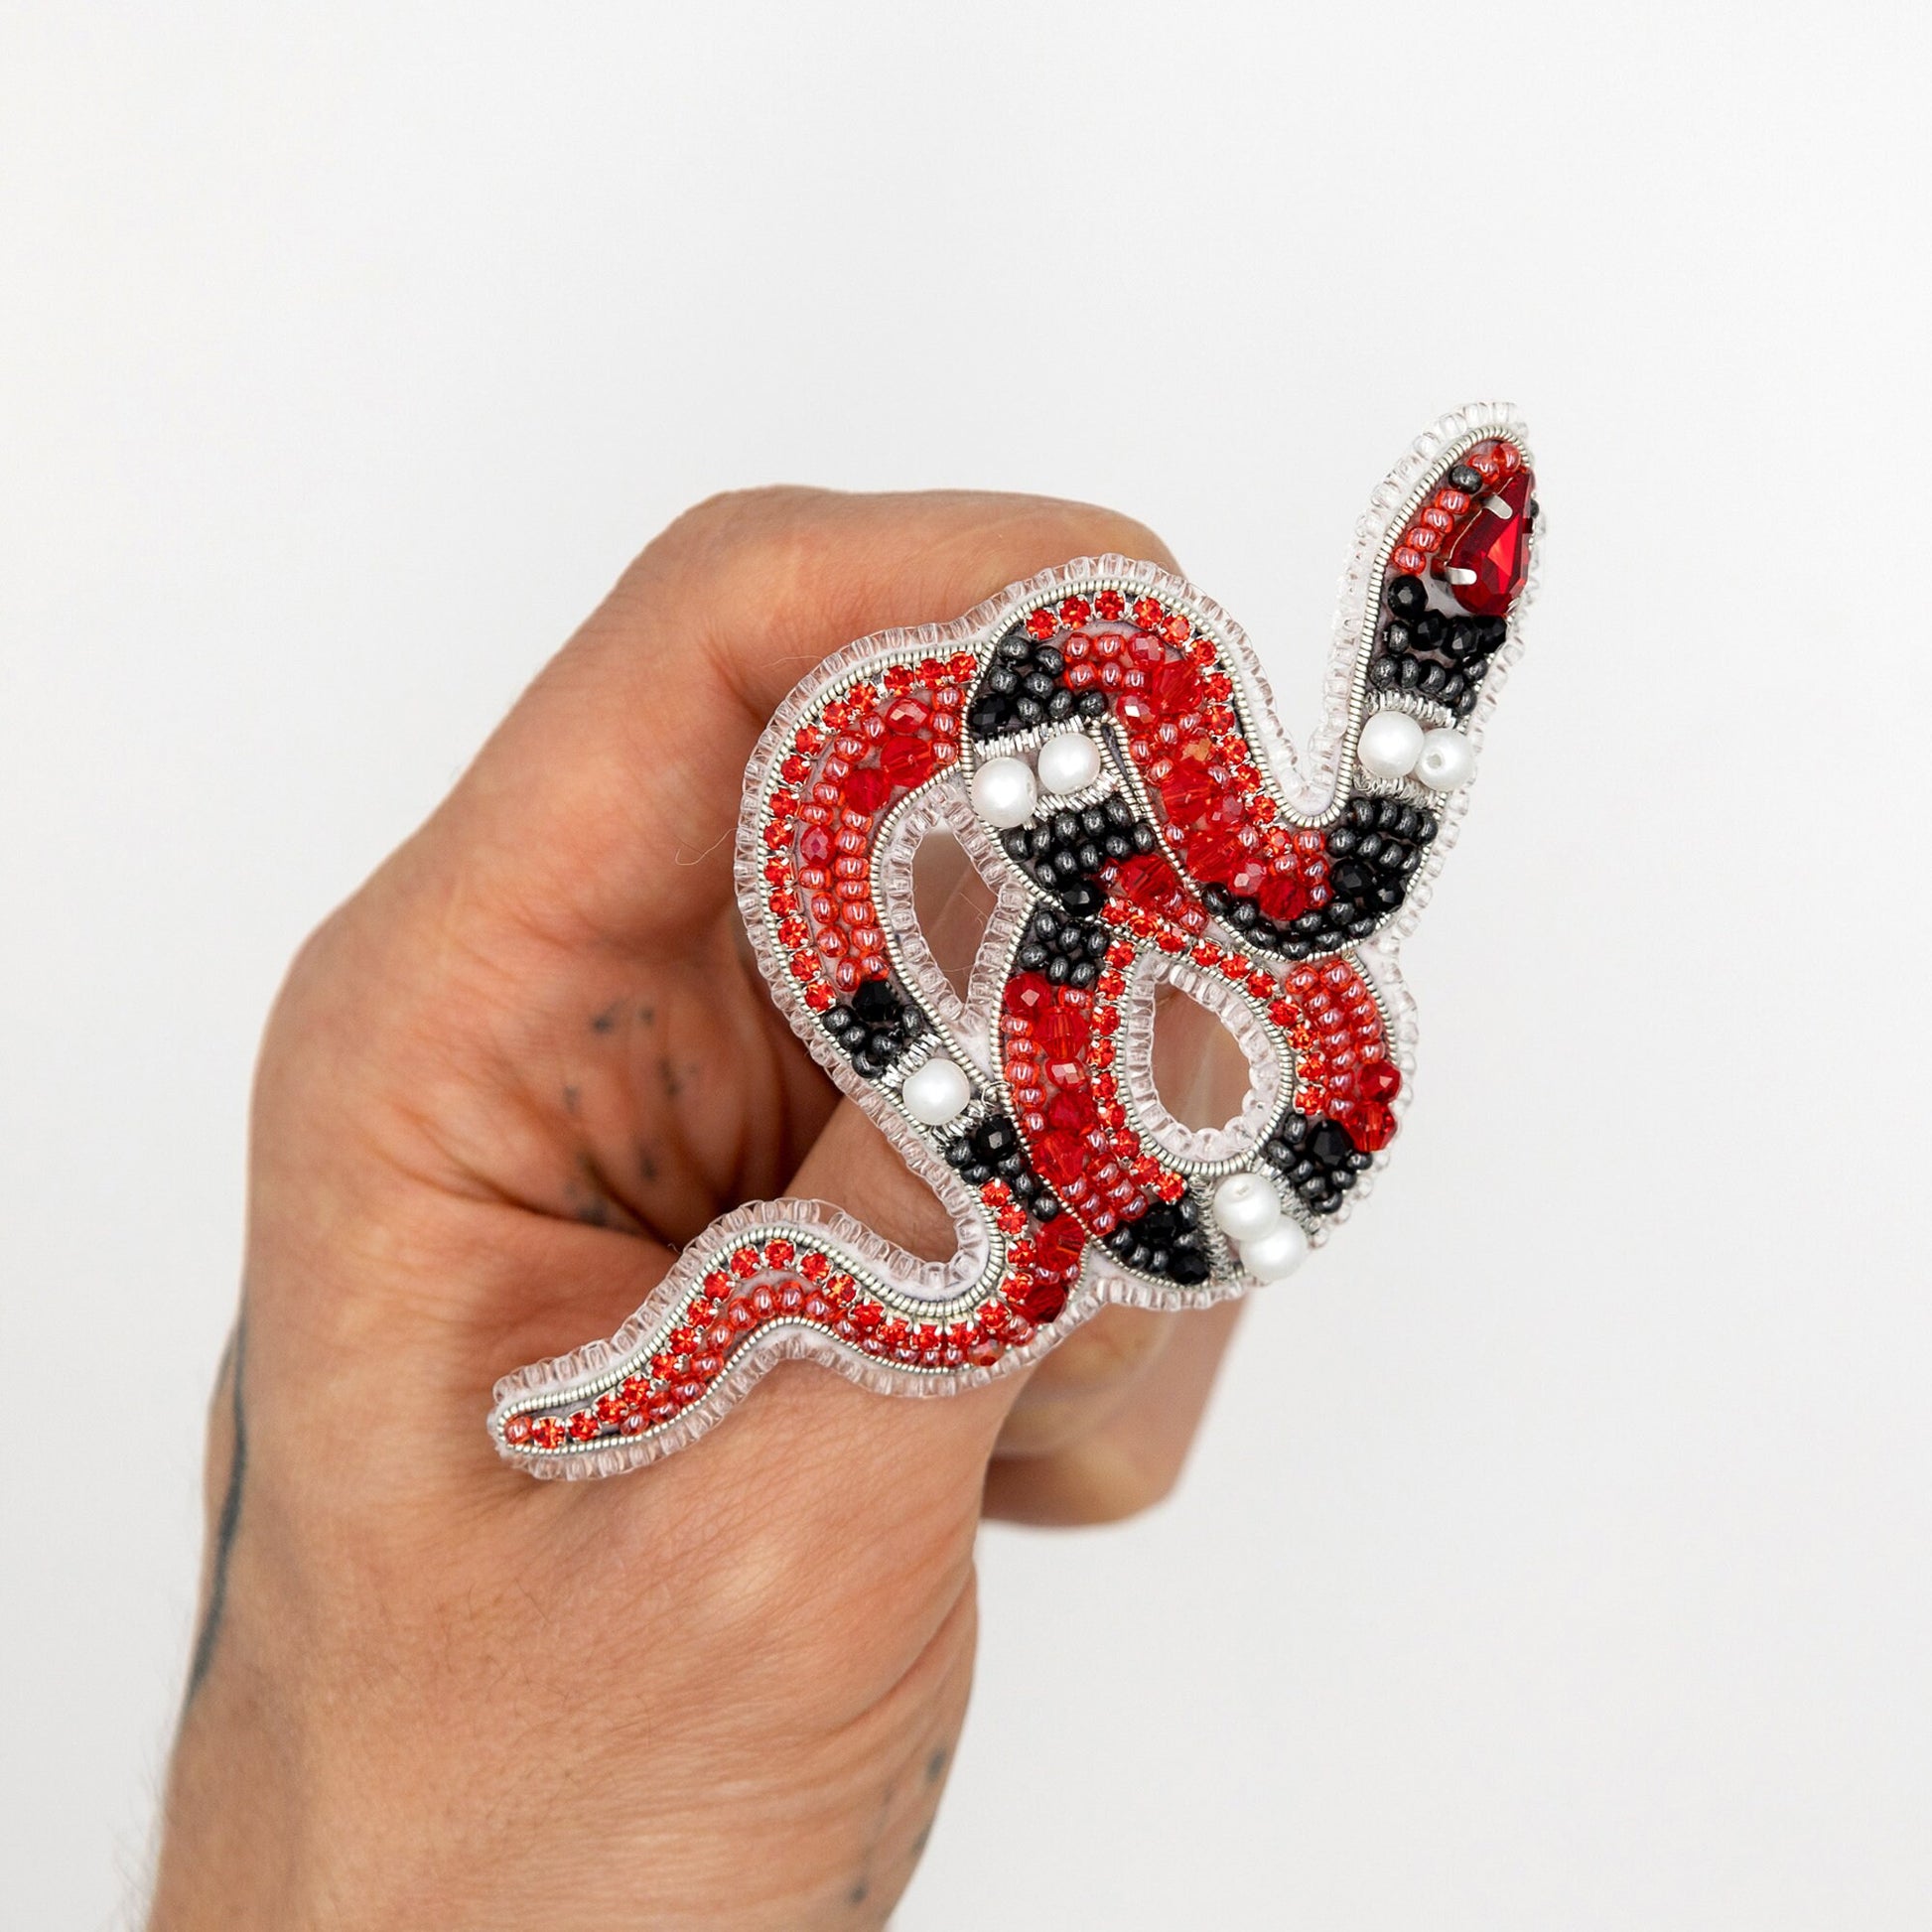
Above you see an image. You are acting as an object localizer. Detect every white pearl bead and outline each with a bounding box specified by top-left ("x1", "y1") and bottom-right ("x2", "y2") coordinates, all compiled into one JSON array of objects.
[
  {"x1": 1413, "y1": 727, "x2": 1477, "y2": 792},
  {"x1": 901, "y1": 1056, "x2": 972, "y2": 1126},
  {"x1": 1357, "y1": 708, "x2": 1425, "y2": 780},
  {"x1": 1241, "y1": 1221, "x2": 1311, "y2": 1284},
  {"x1": 1212, "y1": 1172, "x2": 1283, "y2": 1242},
  {"x1": 971, "y1": 755, "x2": 1037, "y2": 828},
  {"x1": 1035, "y1": 730, "x2": 1101, "y2": 795}
]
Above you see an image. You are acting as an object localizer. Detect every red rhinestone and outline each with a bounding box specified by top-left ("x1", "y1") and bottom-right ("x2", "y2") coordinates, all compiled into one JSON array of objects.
[
  {"x1": 528, "y1": 1417, "x2": 565, "y2": 1449},
  {"x1": 567, "y1": 1411, "x2": 600, "y2": 1442},
  {"x1": 1436, "y1": 470, "x2": 1532, "y2": 616},
  {"x1": 1131, "y1": 597, "x2": 1164, "y2": 627},
  {"x1": 1095, "y1": 589, "x2": 1125, "y2": 620},
  {"x1": 1026, "y1": 608, "x2": 1057, "y2": 639}
]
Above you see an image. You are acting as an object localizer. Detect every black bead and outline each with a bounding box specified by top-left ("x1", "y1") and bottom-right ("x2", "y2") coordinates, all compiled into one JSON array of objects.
[
  {"x1": 853, "y1": 978, "x2": 900, "y2": 1026},
  {"x1": 1449, "y1": 463, "x2": 1483, "y2": 492},
  {"x1": 1386, "y1": 574, "x2": 1427, "y2": 618}
]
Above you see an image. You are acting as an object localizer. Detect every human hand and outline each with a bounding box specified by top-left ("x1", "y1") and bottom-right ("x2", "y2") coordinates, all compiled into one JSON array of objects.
[{"x1": 151, "y1": 489, "x2": 1246, "y2": 1930}]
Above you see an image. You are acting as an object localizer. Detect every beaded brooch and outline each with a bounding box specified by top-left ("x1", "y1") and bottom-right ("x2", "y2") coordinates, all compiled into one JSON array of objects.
[{"x1": 491, "y1": 402, "x2": 1539, "y2": 1474}]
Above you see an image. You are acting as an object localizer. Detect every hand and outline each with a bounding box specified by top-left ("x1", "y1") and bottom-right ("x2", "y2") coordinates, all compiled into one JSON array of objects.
[{"x1": 151, "y1": 489, "x2": 1246, "y2": 1930}]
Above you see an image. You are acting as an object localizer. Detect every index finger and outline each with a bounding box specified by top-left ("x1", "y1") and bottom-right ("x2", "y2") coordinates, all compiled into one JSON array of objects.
[{"x1": 424, "y1": 488, "x2": 1180, "y2": 954}]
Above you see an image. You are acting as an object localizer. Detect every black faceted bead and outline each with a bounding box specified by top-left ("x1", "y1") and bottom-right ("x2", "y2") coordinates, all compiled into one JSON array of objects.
[{"x1": 1386, "y1": 574, "x2": 1427, "y2": 619}]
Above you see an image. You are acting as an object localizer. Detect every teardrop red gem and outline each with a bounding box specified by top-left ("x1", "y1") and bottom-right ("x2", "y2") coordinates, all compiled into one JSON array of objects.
[{"x1": 1437, "y1": 470, "x2": 1533, "y2": 617}]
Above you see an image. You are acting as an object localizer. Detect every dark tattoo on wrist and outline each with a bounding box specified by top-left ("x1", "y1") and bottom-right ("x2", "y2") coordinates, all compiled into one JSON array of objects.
[{"x1": 184, "y1": 1311, "x2": 247, "y2": 1707}]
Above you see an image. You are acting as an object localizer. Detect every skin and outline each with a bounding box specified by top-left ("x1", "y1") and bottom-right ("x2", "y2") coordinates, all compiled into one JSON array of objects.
[{"x1": 152, "y1": 489, "x2": 1247, "y2": 1931}]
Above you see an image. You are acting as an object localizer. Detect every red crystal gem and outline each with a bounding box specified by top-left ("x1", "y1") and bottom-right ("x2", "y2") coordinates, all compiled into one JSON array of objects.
[
  {"x1": 1111, "y1": 851, "x2": 1190, "y2": 919},
  {"x1": 1151, "y1": 658, "x2": 1203, "y2": 714},
  {"x1": 878, "y1": 733, "x2": 936, "y2": 787},
  {"x1": 527, "y1": 1417, "x2": 565, "y2": 1449},
  {"x1": 1094, "y1": 589, "x2": 1125, "y2": 621},
  {"x1": 1030, "y1": 1212, "x2": 1086, "y2": 1284},
  {"x1": 843, "y1": 761, "x2": 894, "y2": 814},
  {"x1": 1007, "y1": 1273, "x2": 1069, "y2": 1323},
  {"x1": 1436, "y1": 470, "x2": 1533, "y2": 617},
  {"x1": 1034, "y1": 1000, "x2": 1090, "y2": 1059},
  {"x1": 1026, "y1": 608, "x2": 1057, "y2": 639},
  {"x1": 567, "y1": 1410, "x2": 600, "y2": 1442},
  {"x1": 1033, "y1": 1131, "x2": 1088, "y2": 1188},
  {"x1": 1347, "y1": 1101, "x2": 1396, "y2": 1153},
  {"x1": 1259, "y1": 866, "x2": 1311, "y2": 923},
  {"x1": 1003, "y1": 972, "x2": 1056, "y2": 1023},
  {"x1": 1358, "y1": 1059, "x2": 1402, "y2": 1103}
]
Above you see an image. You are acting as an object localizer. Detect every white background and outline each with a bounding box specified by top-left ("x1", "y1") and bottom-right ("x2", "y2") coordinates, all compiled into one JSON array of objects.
[{"x1": 3, "y1": 4, "x2": 1928, "y2": 1926}]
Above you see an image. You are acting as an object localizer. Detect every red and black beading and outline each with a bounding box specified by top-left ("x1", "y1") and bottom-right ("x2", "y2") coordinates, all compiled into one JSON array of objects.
[{"x1": 493, "y1": 419, "x2": 1539, "y2": 1464}]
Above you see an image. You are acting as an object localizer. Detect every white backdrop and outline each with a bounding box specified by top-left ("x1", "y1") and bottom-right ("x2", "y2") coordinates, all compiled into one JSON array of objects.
[{"x1": 4, "y1": 4, "x2": 1928, "y2": 1926}]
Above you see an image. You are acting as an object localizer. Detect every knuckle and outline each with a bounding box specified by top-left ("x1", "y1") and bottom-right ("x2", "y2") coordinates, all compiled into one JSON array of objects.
[
  {"x1": 995, "y1": 1434, "x2": 1185, "y2": 1527},
  {"x1": 1067, "y1": 1435, "x2": 1183, "y2": 1520},
  {"x1": 646, "y1": 485, "x2": 824, "y2": 569}
]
